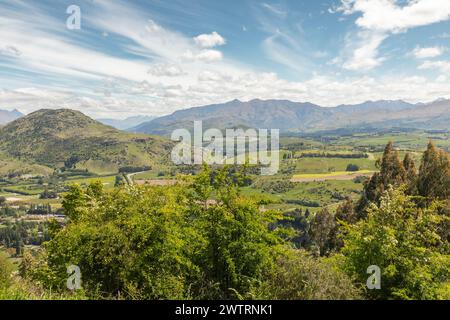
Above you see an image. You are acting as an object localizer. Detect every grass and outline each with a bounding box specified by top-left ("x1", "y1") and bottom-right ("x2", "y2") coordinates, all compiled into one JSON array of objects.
[
  {"x1": 242, "y1": 178, "x2": 364, "y2": 213},
  {"x1": 65, "y1": 175, "x2": 116, "y2": 189},
  {"x1": 289, "y1": 157, "x2": 376, "y2": 174},
  {"x1": 0, "y1": 247, "x2": 20, "y2": 272},
  {"x1": 1, "y1": 185, "x2": 46, "y2": 196}
]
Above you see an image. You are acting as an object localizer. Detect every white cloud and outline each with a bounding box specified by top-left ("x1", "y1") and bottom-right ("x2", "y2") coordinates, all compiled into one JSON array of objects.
[
  {"x1": 182, "y1": 50, "x2": 223, "y2": 62},
  {"x1": 342, "y1": 32, "x2": 387, "y2": 70},
  {"x1": 337, "y1": 0, "x2": 450, "y2": 33},
  {"x1": 198, "y1": 71, "x2": 230, "y2": 82},
  {"x1": 412, "y1": 46, "x2": 445, "y2": 59},
  {"x1": 334, "y1": 0, "x2": 450, "y2": 70},
  {"x1": 193, "y1": 32, "x2": 226, "y2": 48},
  {"x1": 2, "y1": 0, "x2": 450, "y2": 120},
  {"x1": 148, "y1": 64, "x2": 186, "y2": 77},
  {"x1": 5, "y1": 71, "x2": 450, "y2": 120},
  {"x1": 418, "y1": 60, "x2": 450, "y2": 73}
]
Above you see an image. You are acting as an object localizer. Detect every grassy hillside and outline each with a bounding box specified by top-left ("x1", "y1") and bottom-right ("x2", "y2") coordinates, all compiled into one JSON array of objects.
[{"x1": 0, "y1": 109, "x2": 173, "y2": 175}]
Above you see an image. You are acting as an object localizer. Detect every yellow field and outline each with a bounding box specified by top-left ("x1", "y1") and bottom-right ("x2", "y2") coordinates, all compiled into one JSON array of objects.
[{"x1": 292, "y1": 170, "x2": 374, "y2": 182}]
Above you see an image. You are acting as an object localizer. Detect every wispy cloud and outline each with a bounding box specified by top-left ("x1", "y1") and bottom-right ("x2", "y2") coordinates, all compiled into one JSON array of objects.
[
  {"x1": 333, "y1": 0, "x2": 450, "y2": 70},
  {"x1": 419, "y1": 60, "x2": 450, "y2": 73},
  {"x1": 1, "y1": 0, "x2": 450, "y2": 118},
  {"x1": 261, "y1": 3, "x2": 288, "y2": 17},
  {"x1": 412, "y1": 46, "x2": 446, "y2": 59},
  {"x1": 255, "y1": 3, "x2": 314, "y2": 75}
]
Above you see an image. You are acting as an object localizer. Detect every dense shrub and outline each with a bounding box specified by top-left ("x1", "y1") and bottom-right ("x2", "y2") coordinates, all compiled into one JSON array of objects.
[
  {"x1": 256, "y1": 250, "x2": 361, "y2": 300},
  {"x1": 346, "y1": 164, "x2": 360, "y2": 172}
]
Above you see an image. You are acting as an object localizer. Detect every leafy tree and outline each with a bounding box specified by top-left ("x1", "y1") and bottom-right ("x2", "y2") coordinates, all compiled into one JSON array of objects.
[
  {"x1": 335, "y1": 198, "x2": 357, "y2": 225},
  {"x1": 114, "y1": 174, "x2": 125, "y2": 187},
  {"x1": 276, "y1": 209, "x2": 312, "y2": 248},
  {"x1": 342, "y1": 187, "x2": 450, "y2": 300},
  {"x1": 185, "y1": 165, "x2": 285, "y2": 299},
  {"x1": 25, "y1": 166, "x2": 287, "y2": 300},
  {"x1": 309, "y1": 208, "x2": 336, "y2": 256},
  {"x1": 329, "y1": 198, "x2": 358, "y2": 251},
  {"x1": 346, "y1": 164, "x2": 360, "y2": 172},
  {"x1": 39, "y1": 189, "x2": 58, "y2": 199},
  {"x1": 256, "y1": 250, "x2": 361, "y2": 300}
]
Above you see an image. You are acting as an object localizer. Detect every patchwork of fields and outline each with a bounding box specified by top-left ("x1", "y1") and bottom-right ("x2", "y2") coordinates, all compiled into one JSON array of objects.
[{"x1": 0, "y1": 130, "x2": 447, "y2": 215}]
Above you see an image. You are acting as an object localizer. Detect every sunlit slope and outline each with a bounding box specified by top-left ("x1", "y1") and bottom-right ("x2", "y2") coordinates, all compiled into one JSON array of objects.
[{"x1": 0, "y1": 109, "x2": 173, "y2": 173}]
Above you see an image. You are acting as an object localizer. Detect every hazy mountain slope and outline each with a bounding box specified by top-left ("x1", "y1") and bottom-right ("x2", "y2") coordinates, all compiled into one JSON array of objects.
[
  {"x1": 97, "y1": 115, "x2": 155, "y2": 130},
  {"x1": 132, "y1": 99, "x2": 332, "y2": 135},
  {"x1": 0, "y1": 109, "x2": 173, "y2": 173},
  {"x1": 133, "y1": 99, "x2": 450, "y2": 135},
  {"x1": 0, "y1": 109, "x2": 23, "y2": 125}
]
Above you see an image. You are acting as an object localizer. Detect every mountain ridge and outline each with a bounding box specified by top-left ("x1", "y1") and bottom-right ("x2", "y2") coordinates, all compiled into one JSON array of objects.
[{"x1": 132, "y1": 98, "x2": 450, "y2": 135}]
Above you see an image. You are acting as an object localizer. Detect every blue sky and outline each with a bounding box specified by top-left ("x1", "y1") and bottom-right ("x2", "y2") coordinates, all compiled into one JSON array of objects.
[{"x1": 1, "y1": 0, "x2": 450, "y2": 118}]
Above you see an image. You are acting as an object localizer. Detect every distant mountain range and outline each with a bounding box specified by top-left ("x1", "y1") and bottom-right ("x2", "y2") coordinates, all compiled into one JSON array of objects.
[
  {"x1": 0, "y1": 109, "x2": 172, "y2": 175},
  {"x1": 97, "y1": 115, "x2": 155, "y2": 130},
  {"x1": 3, "y1": 98, "x2": 449, "y2": 135},
  {"x1": 131, "y1": 99, "x2": 450, "y2": 135},
  {"x1": 0, "y1": 108, "x2": 23, "y2": 125},
  {"x1": 0, "y1": 99, "x2": 448, "y2": 177}
]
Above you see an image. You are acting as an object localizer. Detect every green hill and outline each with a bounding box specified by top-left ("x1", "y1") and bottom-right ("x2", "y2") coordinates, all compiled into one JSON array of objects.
[{"x1": 0, "y1": 109, "x2": 173, "y2": 175}]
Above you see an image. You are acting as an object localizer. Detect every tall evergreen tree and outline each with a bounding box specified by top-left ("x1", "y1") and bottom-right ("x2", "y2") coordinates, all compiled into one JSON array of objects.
[
  {"x1": 309, "y1": 208, "x2": 336, "y2": 256},
  {"x1": 418, "y1": 142, "x2": 450, "y2": 200},
  {"x1": 403, "y1": 153, "x2": 418, "y2": 194},
  {"x1": 357, "y1": 142, "x2": 407, "y2": 214},
  {"x1": 379, "y1": 141, "x2": 407, "y2": 188}
]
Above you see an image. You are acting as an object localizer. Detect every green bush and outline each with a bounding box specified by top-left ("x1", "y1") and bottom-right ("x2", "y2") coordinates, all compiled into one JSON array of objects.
[{"x1": 256, "y1": 250, "x2": 361, "y2": 300}]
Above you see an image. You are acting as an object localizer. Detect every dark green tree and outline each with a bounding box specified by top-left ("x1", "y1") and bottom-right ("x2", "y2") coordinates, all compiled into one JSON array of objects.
[
  {"x1": 403, "y1": 153, "x2": 418, "y2": 194},
  {"x1": 357, "y1": 142, "x2": 406, "y2": 215},
  {"x1": 309, "y1": 208, "x2": 336, "y2": 256},
  {"x1": 418, "y1": 142, "x2": 450, "y2": 200}
]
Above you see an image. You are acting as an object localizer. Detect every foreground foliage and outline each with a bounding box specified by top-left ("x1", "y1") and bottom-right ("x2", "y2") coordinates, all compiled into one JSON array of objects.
[
  {"x1": 3, "y1": 140, "x2": 449, "y2": 300},
  {"x1": 13, "y1": 166, "x2": 358, "y2": 300},
  {"x1": 342, "y1": 187, "x2": 450, "y2": 300}
]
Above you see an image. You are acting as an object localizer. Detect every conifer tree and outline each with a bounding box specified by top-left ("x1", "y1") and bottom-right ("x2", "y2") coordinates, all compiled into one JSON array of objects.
[
  {"x1": 357, "y1": 142, "x2": 407, "y2": 214},
  {"x1": 418, "y1": 142, "x2": 450, "y2": 200},
  {"x1": 379, "y1": 141, "x2": 407, "y2": 188},
  {"x1": 403, "y1": 153, "x2": 418, "y2": 194},
  {"x1": 309, "y1": 208, "x2": 336, "y2": 256}
]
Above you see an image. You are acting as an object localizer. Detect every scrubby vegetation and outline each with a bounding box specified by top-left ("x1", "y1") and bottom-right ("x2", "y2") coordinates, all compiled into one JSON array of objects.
[
  {"x1": 1, "y1": 166, "x2": 360, "y2": 300},
  {"x1": 0, "y1": 140, "x2": 448, "y2": 300}
]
